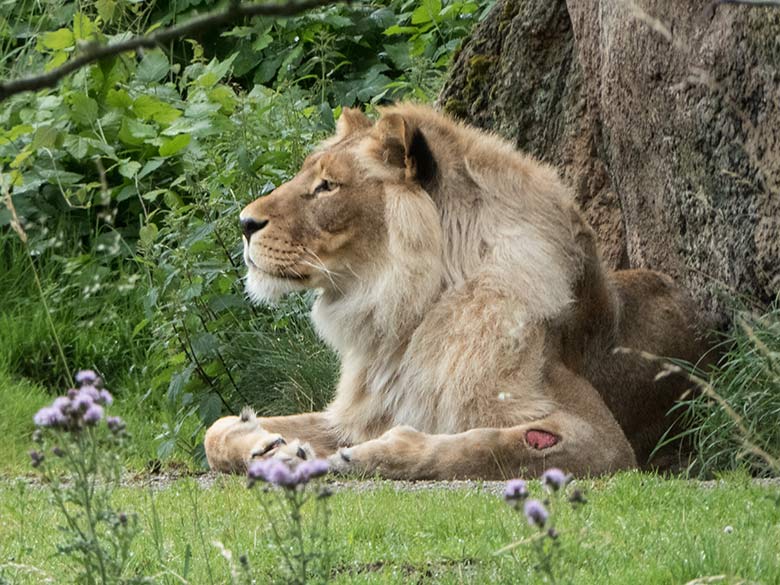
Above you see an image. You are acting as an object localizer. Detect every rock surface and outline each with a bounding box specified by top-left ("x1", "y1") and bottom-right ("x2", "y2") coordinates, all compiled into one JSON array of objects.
[{"x1": 438, "y1": 0, "x2": 780, "y2": 326}]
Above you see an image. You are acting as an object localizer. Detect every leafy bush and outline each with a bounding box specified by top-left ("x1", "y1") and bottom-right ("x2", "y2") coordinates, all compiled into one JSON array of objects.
[
  {"x1": 1, "y1": 0, "x2": 488, "y2": 465},
  {"x1": 675, "y1": 303, "x2": 780, "y2": 478}
]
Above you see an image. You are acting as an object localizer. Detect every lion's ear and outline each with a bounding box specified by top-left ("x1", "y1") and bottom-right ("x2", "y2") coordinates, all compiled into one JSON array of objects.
[
  {"x1": 375, "y1": 113, "x2": 438, "y2": 190},
  {"x1": 335, "y1": 108, "x2": 371, "y2": 139},
  {"x1": 375, "y1": 113, "x2": 412, "y2": 169}
]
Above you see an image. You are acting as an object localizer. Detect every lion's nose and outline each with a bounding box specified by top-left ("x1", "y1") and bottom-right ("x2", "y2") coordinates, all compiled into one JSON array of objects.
[{"x1": 240, "y1": 217, "x2": 268, "y2": 241}]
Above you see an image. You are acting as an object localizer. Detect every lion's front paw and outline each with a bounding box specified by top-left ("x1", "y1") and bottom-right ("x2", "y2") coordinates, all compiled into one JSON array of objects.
[
  {"x1": 326, "y1": 426, "x2": 426, "y2": 478},
  {"x1": 248, "y1": 436, "x2": 315, "y2": 469},
  {"x1": 327, "y1": 447, "x2": 356, "y2": 475}
]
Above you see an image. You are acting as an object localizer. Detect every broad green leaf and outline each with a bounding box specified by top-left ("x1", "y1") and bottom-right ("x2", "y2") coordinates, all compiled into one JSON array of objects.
[
  {"x1": 141, "y1": 188, "x2": 170, "y2": 201},
  {"x1": 208, "y1": 85, "x2": 236, "y2": 113},
  {"x1": 10, "y1": 149, "x2": 32, "y2": 169},
  {"x1": 278, "y1": 45, "x2": 303, "y2": 81},
  {"x1": 159, "y1": 134, "x2": 191, "y2": 157},
  {"x1": 139, "y1": 222, "x2": 159, "y2": 246},
  {"x1": 222, "y1": 26, "x2": 255, "y2": 39},
  {"x1": 136, "y1": 51, "x2": 170, "y2": 83},
  {"x1": 36, "y1": 168, "x2": 83, "y2": 185},
  {"x1": 411, "y1": 0, "x2": 443, "y2": 24},
  {"x1": 45, "y1": 51, "x2": 69, "y2": 71},
  {"x1": 383, "y1": 25, "x2": 418, "y2": 36},
  {"x1": 73, "y1": 13, "x2": 96, "y2": 40},
  {"x1": 138, "y1": 158, "x2": 165, "y2": 179},
  {"x1": 133, "y1": 95, "x2": 181, "y2": 125},
  {"x1": 183, "y1": 281, "x2": 203, "y2": 301},
  {"x1": 118, "y1": 118, "x2": 157, "y2": 145},
  {"x1": 199, "y1": 393, "x2": 222, "y2": 425},
  {"x1": 164, "y1": 191, "x2": 183, "y2": 208},
  {"x1": 30, "y1": 126, "x2": 59, "y2": 150},
  {"x1": 383, "y1": 42, "x2": 411, "y2": 70},
  {"x1": 116, "y1": 185, "x2": 138, "y2": 202},
  {"x1": 167, "y1": 364, "x2": 194, "y2": 402},
  {"x1": 70, "y1": 93, "x2": 98, "y2": 126},
  {"x1": 254, "y1": 55, "x2": 283, "y2": 83},
  {"x1": 369, "y1": 7, "x2": 396, "y2": 28},
  {"x1": 8, "y1": 124, "x2": 33, "y2": 141},
  {"x1": 194, "y1": 53, "x2": 237, "y2": 88},
  {"x1": 118, "y1": 159, "x2": 141, "y2": 178},
  {"x1": 97, "y1": 0, "x2": 117, "y2": 22},
  {"x1": 106, "y1": 88, "x2": 132, "y2": 109},
  {"x1": 41, "y1": 28, "x2": 74, "y2": 50},
  {"x1": 63, "y1": 134, "x2": 90, "y2": 159},
  {"x1": 161, "y1": 116, "x2": 214, "y2": 137},
  {"x1": 252, "y1": 32, "x2": 273, "y2": 52},
  {"x1": 191, "y1": 332, "x2": 218, "y2": 358}
]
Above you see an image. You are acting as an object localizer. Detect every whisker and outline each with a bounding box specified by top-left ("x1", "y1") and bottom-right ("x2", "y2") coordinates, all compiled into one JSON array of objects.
[
  {"x1": 300, "y1": 259, "x2": 343, "y2": 295},
  {"x1": 300, "y1": 249, "x2": 345, "y2": 294}
]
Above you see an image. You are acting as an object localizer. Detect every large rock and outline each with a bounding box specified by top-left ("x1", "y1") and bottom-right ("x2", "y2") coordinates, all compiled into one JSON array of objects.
[{"x1": 438, "y1": 0, "x2": 780, "y2": 327}]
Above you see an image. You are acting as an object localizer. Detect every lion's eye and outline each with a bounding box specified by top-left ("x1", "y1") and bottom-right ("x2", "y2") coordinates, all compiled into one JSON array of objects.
[{"x1": 313, "y1": 180, "x2": 334, "y2": 196}]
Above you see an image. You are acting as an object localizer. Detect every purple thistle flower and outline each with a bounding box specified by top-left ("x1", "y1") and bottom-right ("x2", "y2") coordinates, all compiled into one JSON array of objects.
[
  {"x1": 247, "y1": 459, "x2": 298, "y2": 488},
  {"x1": 72, "y1": 391, "x2": 94, "y2": 412},
  {"x1": 247, "y1": 459, "x2": 271, "y2": 482},
  {"x1": 82, "y1": 403, "x2": 104, "y2": 426},
  {"x1": 98, "y1": 389, "x2": 113, "y2": 406},
  {"x1": 75, "y1": 370, "x2": 100, "y2": 387},
  {"x1": 67, "y1": 388, "x2": 79, "y2": 400},
  {"x1": 29, "y1": 450, "x2": 44, "y2": 468},
  {"x1": 33, "y1": 406, "x2": 67, "y2": 428},
  {"x1": 78, "y1": 386, "x2": 101, "y2": 402},
  {"x1": 541, "y1": 468, "x2": 570, "y2": 492},
  {"x1": 523, "y1": 499, "x2": 549, "y2": 528},
  {"x1": 266, "y1": 460, "x2": 297, "y2": 488},
  {"x1": 52, "y1": 396, "x2": 72, "y2": 413},
  {"x1": 106, "y1": 416, "x2": 125, "y2": 433},
  {"x1": 52, "y1": 446, "x2": 65, "y2": 457},
  {"x1": 504, "y1": 479, "x2": 528, "y2": 502},
  {"x1": 294, "y1": 459, "x2": 329, "y2": 484},
  {"x1": 247, "y1": 458, "x2": 280, "y2": 483}
]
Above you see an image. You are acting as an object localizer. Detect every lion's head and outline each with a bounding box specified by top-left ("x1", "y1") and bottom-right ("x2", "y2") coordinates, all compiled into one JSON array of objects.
[{"x1": 240, "y1": 107, "x2": 444, "y2": 316}]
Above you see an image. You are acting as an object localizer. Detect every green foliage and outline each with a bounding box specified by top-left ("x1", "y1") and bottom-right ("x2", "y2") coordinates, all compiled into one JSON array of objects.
[
  {"x1": 675, "y1": 303, "x2": 780, "y2": 478},
  {"x1": 0, "y1": 232, "x2": 148, "y2": 386},
  {"x1": 0, "y1": 0, "x2": 486, "y2": 465}
]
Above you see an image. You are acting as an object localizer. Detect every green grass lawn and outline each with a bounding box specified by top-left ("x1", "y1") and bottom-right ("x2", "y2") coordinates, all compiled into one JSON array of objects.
[
  {"x1": 1, "y1": 473, "x2": 778, "y2": 584},
  {"x1": 0, "y1": 370, "x2": 187, "y2": 477}
]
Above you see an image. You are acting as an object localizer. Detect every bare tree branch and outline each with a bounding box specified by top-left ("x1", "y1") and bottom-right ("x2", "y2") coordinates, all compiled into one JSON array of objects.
[{"x1": 0, "y1": 0, "x2": 339, "y2": 102}]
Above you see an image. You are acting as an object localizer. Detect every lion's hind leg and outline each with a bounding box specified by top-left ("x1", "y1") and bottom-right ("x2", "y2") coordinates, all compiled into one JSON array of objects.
[
  {"x1": 328, "y1": 411, "x2": 635, "y2": 481},
  {"x1": 328, "y1": 364, "x2": 637, "y2": 480}
]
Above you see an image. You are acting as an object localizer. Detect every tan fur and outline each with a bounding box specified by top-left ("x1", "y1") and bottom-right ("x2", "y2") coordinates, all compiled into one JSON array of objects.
[{"x1": 205, "y1": 103, "x2": 709, "y2": 479}]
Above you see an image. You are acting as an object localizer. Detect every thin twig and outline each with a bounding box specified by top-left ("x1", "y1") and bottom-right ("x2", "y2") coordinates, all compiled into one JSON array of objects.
[{"x1": 0, "y1": 0, "x2": 338, "y2": 102}]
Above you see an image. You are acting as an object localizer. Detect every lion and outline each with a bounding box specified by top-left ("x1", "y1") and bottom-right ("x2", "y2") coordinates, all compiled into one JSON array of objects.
[{"x1": 204, "y1": 103, "x2": 708, "y2": 480}]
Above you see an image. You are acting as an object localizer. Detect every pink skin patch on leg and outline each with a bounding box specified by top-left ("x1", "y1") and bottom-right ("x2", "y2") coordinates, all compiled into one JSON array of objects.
[{"x1": 525, "y1": 429, "x2": 560, "y2": 450}]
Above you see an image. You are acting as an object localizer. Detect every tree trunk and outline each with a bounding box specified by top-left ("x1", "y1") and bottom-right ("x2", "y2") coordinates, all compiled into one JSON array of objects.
[{"x1": 438, "y1": 0, "x2": 780, "y2": 327}]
